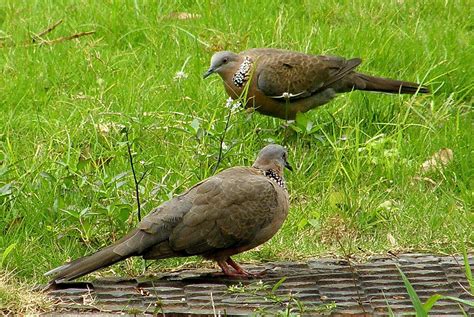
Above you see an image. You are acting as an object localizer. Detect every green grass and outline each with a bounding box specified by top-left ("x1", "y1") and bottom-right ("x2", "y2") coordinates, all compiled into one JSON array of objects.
[
  {"x1": 0, "y1": 0, "x2": 473, "y2": 284},
  {"x1": 397, "y1": 265, "x2": 474, "y2": 316}
]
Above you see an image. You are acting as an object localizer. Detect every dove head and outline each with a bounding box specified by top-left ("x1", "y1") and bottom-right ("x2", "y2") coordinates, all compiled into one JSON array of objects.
[
  {"x1": 253, "y1": 144, "x2": 293, "y2": 174},
  {"x1": 203, "y1": 51, "x2": 240, "y2": 79}
]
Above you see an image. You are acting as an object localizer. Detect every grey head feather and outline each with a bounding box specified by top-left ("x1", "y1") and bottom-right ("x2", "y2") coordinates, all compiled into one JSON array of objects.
[
  {"x1": 253, "y1": 144, "x2": 293, "y2": 172},
  {"x1": 203, "y1": 51, "x2": 240, "y2": 78}
]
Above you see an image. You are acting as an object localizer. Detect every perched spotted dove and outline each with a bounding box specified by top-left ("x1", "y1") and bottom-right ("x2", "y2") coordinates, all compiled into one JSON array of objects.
[
  {"x1": 45, "y1": 144, "x2": 291, "y2": 283},
  {"x1": 204, "y1": 48, "x2": 429, "y2": 119}
]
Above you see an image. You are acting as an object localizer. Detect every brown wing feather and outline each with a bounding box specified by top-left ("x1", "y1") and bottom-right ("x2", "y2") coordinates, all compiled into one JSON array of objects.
[
  {"x1": 254, "y1": 52, "x2": 361, "y2": 99},
  {"x1": 169, "y1": 168, "x2": 279, "y2": 255}
]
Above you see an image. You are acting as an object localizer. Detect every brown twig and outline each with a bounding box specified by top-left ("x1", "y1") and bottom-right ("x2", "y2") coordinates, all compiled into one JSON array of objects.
[
  {"x1": 336, "y1": 239, "x2": 367, "y2": 314},
  {"x1": 34, "y1": 19, "x2": 63, "y2": 40},
  {"x1": 0, "y1": 21, "x2": 95, "y2": 48},
  {"x1": 124, "y1": 129, "x2": 143, "y2": 222},
  {"x1": 41, "y1": 31, "x2": 95, "y2": 45}
]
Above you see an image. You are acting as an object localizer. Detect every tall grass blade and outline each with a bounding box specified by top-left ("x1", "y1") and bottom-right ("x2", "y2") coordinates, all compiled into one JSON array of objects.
[
  {"x1": 442, "y1": 296, "x2": 474, "y2": 308},
  {"x1": 397, "y1": 266, "x2": 427, "y2": 317},
  {"x1": 462, "y1": 245, "x2": 474, "y2": 295}
]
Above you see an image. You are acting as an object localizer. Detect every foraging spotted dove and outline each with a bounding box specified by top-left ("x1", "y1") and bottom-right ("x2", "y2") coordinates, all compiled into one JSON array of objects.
[
  {"x1": 204, "y1": 48, "x2": 429, "y2": 119},
  {"x1": 45, "y1": 144, "x2": 291, "y2": 283}
]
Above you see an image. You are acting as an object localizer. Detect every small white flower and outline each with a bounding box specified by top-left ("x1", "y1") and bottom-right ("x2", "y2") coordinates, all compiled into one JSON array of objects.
[
  {"x1": 97, "y1": 123, "x2": 110, "y2": 134},
  {"x1": 225, "y1": 97, "x2": 242, "y2": 112},
  {"x1": 174, "y1": 71, "x2": 188, "y2": 80},
  {"x1": 96, "y1": 78, "x2": 105, "y2": 87},
  {"x1": 225, "y1": 97, "x2": 234, "y2": 108},
  {"x1": 174, "y1": 56, "x2": 191, "y2": 81}
]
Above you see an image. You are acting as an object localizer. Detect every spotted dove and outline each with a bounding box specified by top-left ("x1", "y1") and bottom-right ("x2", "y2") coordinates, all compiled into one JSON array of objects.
[
  {"x1": 45, "y1": 144, "x2": 291, "y2": 283},
  {"x1": 204, "y1": 48, "x2": 429, "y2": 119}
]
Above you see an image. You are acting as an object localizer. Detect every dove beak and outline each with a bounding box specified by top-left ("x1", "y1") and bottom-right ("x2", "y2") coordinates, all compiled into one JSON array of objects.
[
  {"x1": 203, "y1": 68, "x2": 215, "y2": 79},
  {"x1": 285, "y1": 161, "x2": 293, "y2": 172}
]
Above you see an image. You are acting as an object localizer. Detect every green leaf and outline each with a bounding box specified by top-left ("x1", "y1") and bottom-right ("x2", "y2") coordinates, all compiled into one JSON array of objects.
[
  {"x1": 305, "y1": 121, "x2": 314, "y2": 134},
  {"x1": 0, "y1": 166, "x2": 9, "y2": 178},
  {"x1": 76, "y1": 158, "x2": 90, "y2": 171},
  {"x1": 0, "y1": 7, "x2": 6, "y2": 27},
  {"x1": 115, "y1": 180, "x2": 129, "y2": 189},
  {"x1": 190, "y1": 118, "x2": 200, "y2": 132},
  {"x1": 116, "y1": 204, "x2": 132, "y2": 223},
  {"x1": 422, "y1": 294, "x2": 443, "y2": 311},
  {"x1": 1, "y1": 242, "x2": 17, "y2": 267},
  {"x1": 271, "y1": 277, "x2": 287, "y2": 293},
  {"x1": 116, "y1": 141, "x2": 128, "y2": 147},
  {"x1": 62, "y1": 208, "x2": 80, "y2": 219},
  {"x1": 62, "y1": 175, "x2": 75, "y2": 189},
  {"x1": 329, "y1": 191, "x2": 345, "y2": 209},
  {"x1": 39, "y1": 171, "x2": 56, "y2": 182},
  {"x1": 289, "y1": 124, "x2": 302, "y2": 134},
  {"x1": 295, "y1": 112, "x2": 311, "y2": 133},
  {"x1": 79, "y1": 207, "x2": 91, "y2": 217},
  {"x1": 462, "y1": 245, "x2": 474, "y2": 295},
  {"x1": 0, "y1": 183, "x2": 13, "y2": 197},
  {"x1": 297, "y1": 218, "x2": 308, "y2": 230},
  {"x1": 111, "y1": 171, "x2": 129, "y2": 183},
  {"x1": 307, "y1": 218, "x2": 320, "y2": 229},
  {"x1": 397, "y1": 266, "x2": 427, "y2": 317}
]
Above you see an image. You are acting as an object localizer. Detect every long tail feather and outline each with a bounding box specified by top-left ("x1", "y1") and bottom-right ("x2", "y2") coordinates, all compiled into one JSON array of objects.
[
  {"x1": 355, "y1": 73, "x2": 429, "y2": 94},
  {"x1": 45, "y1": 245, "x2": 128, "y2": 283}
]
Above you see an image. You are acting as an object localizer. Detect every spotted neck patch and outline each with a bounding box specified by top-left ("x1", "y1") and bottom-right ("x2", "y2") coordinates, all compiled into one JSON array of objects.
[
  {"x1": 264, "y1": 169, "x2": 286, "y2": 190},
  {"x1": 232, "y1": 56, "x2": 253, "y2": 87}
]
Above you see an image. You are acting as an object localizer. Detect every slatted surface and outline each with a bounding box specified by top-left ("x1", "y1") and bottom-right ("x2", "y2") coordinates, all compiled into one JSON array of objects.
[{"x1": 46, "y1": 254, "x2": 474, "y2": 316}]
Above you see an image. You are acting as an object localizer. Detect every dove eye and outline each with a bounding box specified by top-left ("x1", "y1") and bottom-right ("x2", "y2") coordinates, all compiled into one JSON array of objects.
[{"x1": 222, "y1": 58, "x2": 228, "y2": 64}]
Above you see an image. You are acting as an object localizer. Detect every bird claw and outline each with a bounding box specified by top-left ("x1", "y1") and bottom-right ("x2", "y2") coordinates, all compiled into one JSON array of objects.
[{"x1": 216, "y1": 258, "x2": 267, "y2": 278}]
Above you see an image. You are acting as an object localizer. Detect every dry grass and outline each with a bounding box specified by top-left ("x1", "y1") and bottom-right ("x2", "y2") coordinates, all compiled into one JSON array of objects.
[{"x1": 0, "y1": 269, "x2": 54, "y2": 315}]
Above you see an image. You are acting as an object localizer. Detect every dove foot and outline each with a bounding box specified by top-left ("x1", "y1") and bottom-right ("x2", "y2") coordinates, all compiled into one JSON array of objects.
[{"x1": 216, "y1": 258, "x2": 266, "y2": 278}]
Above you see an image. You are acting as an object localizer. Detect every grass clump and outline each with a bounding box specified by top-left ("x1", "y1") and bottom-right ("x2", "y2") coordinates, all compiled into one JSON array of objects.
[
  {"x1": 397, "y1": 266, "x2": 474, "y2": 316},
  {"x1": 0, "y1": 269, "x2": 54, "y2": 315}
]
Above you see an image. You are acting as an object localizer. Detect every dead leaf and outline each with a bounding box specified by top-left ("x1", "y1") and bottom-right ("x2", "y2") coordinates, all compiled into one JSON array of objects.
[
  {"x1": 135, "y1": 287, "x2": 151, "y2": 297},
  {"x1": 96, "y1": 122, "x2": 125, "y2": 136},
  {"x1": 411, "y1": 176, "x2": 438, "y2": 187},
  {"x1": 379, "y1": 199, "x2": 397, "y2": 211},
  {"x1": 420, "y1": 148, "x2": 453, "y2": 173},
  {"x1": 387, "y1": 233, "x2": 397, "y2": 247},
  {"x1": 165, "y1": 12, "x2": 201, "y2": 20}
]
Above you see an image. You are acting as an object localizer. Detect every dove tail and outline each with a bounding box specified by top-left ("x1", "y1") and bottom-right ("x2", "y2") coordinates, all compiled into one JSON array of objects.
[
  {"x1": 44, "y1": 245, "x2": 128, "y2": 283},
  {"x1": 355, "y1": 73, "x2": 429, "y2": 94}
]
